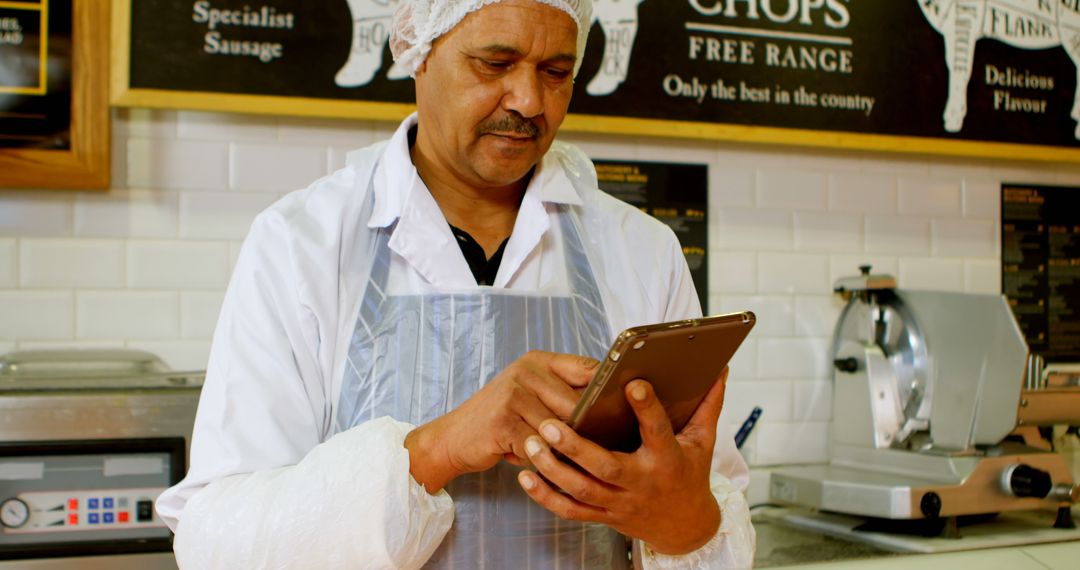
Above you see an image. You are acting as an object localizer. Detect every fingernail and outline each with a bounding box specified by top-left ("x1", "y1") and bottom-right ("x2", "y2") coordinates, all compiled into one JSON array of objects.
[
  {"x1": 631, "y1": 384, "x2": 648, "y2": 401},
  {"x1": 525, "y1": 436, "x2": 544, "y2": 457},
  {"x1": 519, "y1": 471, "x2": 537, "y2": 490},
  {"x1": 540, "y1": 422, "x2": 562, "y2": 444}
]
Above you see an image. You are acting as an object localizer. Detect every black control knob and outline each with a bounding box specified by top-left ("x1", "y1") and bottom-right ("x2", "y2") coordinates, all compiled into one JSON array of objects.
[
  {"x1": 1003, "y1": 464, "x2": 1053, "y2": 498},
  {"x1": 920, "y1": 492, "x2": 942, "y2": 518},
  {"x1": 833, "y1": 357, "x2": 859, "y2": 373}
]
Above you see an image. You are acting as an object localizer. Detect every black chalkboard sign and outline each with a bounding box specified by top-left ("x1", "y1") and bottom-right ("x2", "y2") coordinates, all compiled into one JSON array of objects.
[
  {"x1": 1003, "y1": 183, "x2": 1080, "y2": 363},
  {"x1": 112, "y1": 1, "x2": 1080, "y2": 162}
]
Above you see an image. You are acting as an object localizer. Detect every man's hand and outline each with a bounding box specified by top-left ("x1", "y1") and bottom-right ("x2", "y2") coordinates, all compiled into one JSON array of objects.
[
  {"x1": 404, "y1": 351, "x2": 599, "y2": 493},
  {"x1": 516, "y1": 368, "x2": 729, "y2": 556}
]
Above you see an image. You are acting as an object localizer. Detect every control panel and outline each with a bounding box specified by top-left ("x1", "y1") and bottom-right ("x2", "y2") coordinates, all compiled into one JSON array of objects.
[
  {"x1": 0, "y1": 438, "x2": 184, "y2": 558},
  {"x1": 1, "y1": 489, "x2": 165, "y2": 534}
]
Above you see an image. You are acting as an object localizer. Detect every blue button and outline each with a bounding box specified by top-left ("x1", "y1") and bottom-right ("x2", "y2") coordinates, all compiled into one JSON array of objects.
[
  {"x1": 88, "y1": 513, "x2": 100, "y2": 524},
  {"x1": 103, "y1": 498, "x2": 114, "y2": 509},
  {"x1": 87, "y1": 498, "x2": 99, "y2": 509},
  {"x1": 103, "y1": 512, "x2": 114, "y2": 524}
]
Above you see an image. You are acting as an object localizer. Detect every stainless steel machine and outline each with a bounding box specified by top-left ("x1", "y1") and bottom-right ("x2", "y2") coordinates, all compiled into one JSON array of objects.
[
  {"x1": 0, "y1": 350, "x2": 203, "y2": 569},
  {"x1": 770, "y1": 267, "x2": 1080, "y2": 538}
]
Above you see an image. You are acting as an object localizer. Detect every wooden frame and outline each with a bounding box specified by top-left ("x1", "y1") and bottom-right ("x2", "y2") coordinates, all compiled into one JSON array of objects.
[
  {"x1": 109, "y1": 1, "x2": 1080, "y2": 165},
  {"x1": 0, "y1": 0, "x2": 110, "y2": 190}
]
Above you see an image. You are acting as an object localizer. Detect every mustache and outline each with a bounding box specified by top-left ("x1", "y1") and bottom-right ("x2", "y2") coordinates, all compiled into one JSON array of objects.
[{"x1": 478, "y1": 114, "x2": 540, "y2": 138}]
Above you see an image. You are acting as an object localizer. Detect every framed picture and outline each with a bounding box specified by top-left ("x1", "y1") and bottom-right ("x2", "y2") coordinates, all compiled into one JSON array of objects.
[
  {"x1": 111, "y1": 1, "x2": 1080, "y2": 163},
  {"x1": 0, "y1": 0, "x2": 110, "y2": 190}
]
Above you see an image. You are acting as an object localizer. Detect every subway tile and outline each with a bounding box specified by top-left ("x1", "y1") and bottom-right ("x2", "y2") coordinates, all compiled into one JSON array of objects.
[
  {"x1": 963, "y1": 179, "x2": 1000, "y2": 220},
  {"x1": 1056, "y1": 164, "x2": 1080, "y2": 186},
  {"x1": 181, "y1": 291, "x2": 226, "y2": 339},
  {"x1": 111, "y1": 126, "x2": 129, "y2": 190},
  {"x1": 128, "y1": 241, "x2": 230, "y2": 289},
  {"x1": 127, "y1": 139, "x2": 229, "y2": 191},
  {"x1": 0, "y1": 193, "x2": 74, "y2": 237},
  {"x1": 116, "y1": 108, "x2": 178, "y2": 139},
  {"x1": 993, "y1": 161, "x2": 1058, "y2": 185},
  {"x1": 829, "y1": 255, "x2": 899, "y2": 286},
  {"x1": 859, "y1": 154, "x2": 930, "y2": 177},
  {"x1": 230, "y1": 143, "x2": 328, "y2": 193},
  {"x1": 927, "y1": 157, "x2": 993, "y2": 180},
  {"x1": 709, "y1": 251, "x2": 756, "y2": 295},
  {"x1": 865, "y1": 216, "x2": 931, "y2": 255},
  {"x1": 0, "y1": 291, "x2": 74, "y2": 340},
  {"x1": 564, "y1": 132, "x2": 639, "y2": 160},
  {"x1": 932, "y1": 219, "x2": 997, "y2": 257},
  {"x1": 727, "y1": 337, "x2": 757, "y2": 381},
  {"x1": 76, "y1": 291, "x2": 179, "y2": 340},
  {"x1": 714, "y1": 209, "x2": 792, "y2": 251},
  {"x1": 965, "y1": 260, "x2": 1001, "y2": 295},
  {"x1": 794, "y1": 212, "x2": 863, "y2": 253},
  {"x1": 794, "y1": 295, "x2": 844, "y2": 337},
  {"x1": 719, "y1": 380, "x2": 793, "y2": 425},
  {"x1": 19, "y1": 240, "x2": 125, "y2": 289},
  {"x1": 828, "y1": 173, "x2": 897, "y2": 215},
  {"x1": 74, "y1": 189, "x2": 180, "y2": 238},
  {"x1": 757, "y1": 253, "x2": 829, "y2": 294},
  {"x1": 645, "y1": 138, "x2": 718, "y2": 166},
  {"x1": 112, "y1": 108, "x2": 172, "y2": 139},
  {"x1": 278, "y1": 116, "x2": 376, "y2": 147},
  {"x1": 757, "y1": 169, "x2": 827, "y2": 211},
  {"x1": 716, "y1": 295, "x2": 794, "y2": 337},
  {"x1": 126, "y1": 340, "x2": 211, "y2": 371},
  {"x1": 898, "y1": 257, "x2": 966, "y2": 292},
  {"x1": 898, "y1": 177, "x2": 962, "y2": 217},
  {"x1": 710, "y1": 165, "x2": 755, "y2": 208},
  {"x1": 0, "y1": 239, "x2": 15, "y2": 288},
  {"x1": 783, "y1": 149, "x2": 862, "y2": 174},
  {"x1": 757, "y1": 337, "x2": 830, "y2": 379},
  {"x1": 745, "y1": 468, "x2": 772, "y2": 504},
  {"x1": 179, "y1": 192, "x2": 277, "y2": 240},
  {"x1": 792, "y1": 380, "x2": 833, "y2": 422},
  {"x1": 177, "y1": 111, "x2": 278, "y2": 141},
  {"x1": 756, "y1": 421, "x2": 829, "y2": 465},
  {"x1": 715, "y1": 143, "x2": 791, "y2": 169}
]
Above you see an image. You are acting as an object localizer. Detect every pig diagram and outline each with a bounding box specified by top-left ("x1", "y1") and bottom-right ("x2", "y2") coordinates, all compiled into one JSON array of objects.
[
  {"x1": 916, "y1": 0, "x2": 1080, "y2": 139},
  {"x1": 333, "y1": 0, "x2": 646, "y2": 97}
]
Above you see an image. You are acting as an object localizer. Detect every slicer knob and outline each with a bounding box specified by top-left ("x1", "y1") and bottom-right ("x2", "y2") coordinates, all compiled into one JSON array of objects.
[
  {"x1": 833, "y1": 358, "x2": 859, "y2": 373},
  {"x1": 1001, "y1": 464, "x2": 1053, "y2": 499}
]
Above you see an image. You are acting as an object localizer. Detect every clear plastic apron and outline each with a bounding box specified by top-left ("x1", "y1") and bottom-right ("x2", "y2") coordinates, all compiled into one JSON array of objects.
[{"x1": 337, "y1": 173, "x2": 630, "y2": 569}]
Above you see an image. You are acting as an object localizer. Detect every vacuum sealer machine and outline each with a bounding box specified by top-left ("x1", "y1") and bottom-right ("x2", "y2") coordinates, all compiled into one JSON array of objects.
[
  {"x1": 0, "y1": 350, "x2": 203, "y2": 569},
  {"x1": 770, "y1": 267, "x2": 1079, "y2": 537}
]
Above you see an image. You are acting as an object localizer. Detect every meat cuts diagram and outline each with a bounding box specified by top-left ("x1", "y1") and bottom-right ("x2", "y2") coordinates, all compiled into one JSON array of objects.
[
  {"x1": 916, "y1": 0, "x2": 1080, "y2": 138},
  {"x1": 333, "y1": 0, "x2": 646, "y2": 97}
]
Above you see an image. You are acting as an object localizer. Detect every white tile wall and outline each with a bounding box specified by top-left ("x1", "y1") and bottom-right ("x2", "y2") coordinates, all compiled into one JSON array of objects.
[
  {"x1": 0, "y1": 109, "x2": 1060, "y2": 469},
  {"x1": 19, "y1": 240, "x2": 125, "y2": 288}
]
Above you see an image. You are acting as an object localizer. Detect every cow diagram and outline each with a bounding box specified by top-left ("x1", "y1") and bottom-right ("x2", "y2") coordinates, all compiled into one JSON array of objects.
[
  {"x1": 916, "y1": 0, "x2": 1080, "y2": 139},
  {"x1": 333, "y1": 0, "x2": 646, "y2": 97}
]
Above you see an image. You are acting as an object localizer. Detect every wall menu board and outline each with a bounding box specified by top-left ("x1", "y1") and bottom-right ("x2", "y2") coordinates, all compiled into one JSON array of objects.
[
  {"x1": 1002, "y1": 184, "x2": 1080, "y2": 363},
  {"x1": 113, "y1": 1, "x2": 1080, "y2": 162},
  {"x1": 594, "y1": 160, "x2": 708, "y2": 310},
  {"x1": 0, "y1": 0, "x2": 71, "y2": 150}
]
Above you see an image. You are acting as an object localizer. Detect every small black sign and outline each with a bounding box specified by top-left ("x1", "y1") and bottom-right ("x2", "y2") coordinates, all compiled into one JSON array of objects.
[
  {"x1": 1002, "y1": 184, "x2": 1080, "y2": 362},
  {"x1": 594, "y1": 159, "x2": 708, "y2": 310}
]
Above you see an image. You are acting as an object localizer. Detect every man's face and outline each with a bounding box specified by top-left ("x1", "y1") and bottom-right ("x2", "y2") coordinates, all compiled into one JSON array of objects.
[{"x1": 413, "y1": 0, "x2": 578, "y2": 190}]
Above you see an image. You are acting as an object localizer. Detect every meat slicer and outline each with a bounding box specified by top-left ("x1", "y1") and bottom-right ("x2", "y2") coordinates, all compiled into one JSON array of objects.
[{"x1": 769, "y1": 267, "x2": 1080, "y2": 537}]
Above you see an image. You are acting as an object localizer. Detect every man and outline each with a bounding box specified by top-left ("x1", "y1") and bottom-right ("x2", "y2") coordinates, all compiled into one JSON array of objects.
[{"x1": 157, "y1": 0, "x2": 755, "y2": 567}]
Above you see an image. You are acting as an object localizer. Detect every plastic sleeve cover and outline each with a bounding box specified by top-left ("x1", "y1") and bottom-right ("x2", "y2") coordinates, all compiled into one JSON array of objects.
[
  {"x1": 638, "y1": 472, "x2": 756, "y2": 570},
  {"x1": 172, "y1": 417, "x2": 455, "y2": 569}
]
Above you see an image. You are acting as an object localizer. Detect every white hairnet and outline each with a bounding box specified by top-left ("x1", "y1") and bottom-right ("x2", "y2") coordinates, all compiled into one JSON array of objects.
[{"x1": 390, "y1": 0, "x2": 593, "y2": 77}]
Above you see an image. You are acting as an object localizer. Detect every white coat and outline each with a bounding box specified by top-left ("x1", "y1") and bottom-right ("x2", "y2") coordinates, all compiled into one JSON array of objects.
[{"x1": 157, "y1": 114, "x2": 755, "y2": 569}]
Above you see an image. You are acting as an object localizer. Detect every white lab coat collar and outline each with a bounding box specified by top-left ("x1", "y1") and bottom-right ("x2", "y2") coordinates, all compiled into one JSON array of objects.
[{"x1": 365, "y1": 113, "x2": 583, "y2": 289}]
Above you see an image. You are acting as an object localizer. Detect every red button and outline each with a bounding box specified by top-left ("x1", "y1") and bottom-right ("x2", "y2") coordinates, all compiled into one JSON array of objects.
[
  {"x1": 68, "y1": 514, "x2": 78, "y2": 525},
  {"x1": 68, "y1": 498, "x2": 78, "y2": 510},
  {"x1": 118, "y1": 511, "x2": 129, "y2": 523}
]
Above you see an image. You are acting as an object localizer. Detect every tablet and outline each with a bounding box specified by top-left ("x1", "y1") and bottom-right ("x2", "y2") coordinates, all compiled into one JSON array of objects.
[{"x1": 568, "y1": 312, "x2": 755, "y2": 453}]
